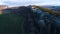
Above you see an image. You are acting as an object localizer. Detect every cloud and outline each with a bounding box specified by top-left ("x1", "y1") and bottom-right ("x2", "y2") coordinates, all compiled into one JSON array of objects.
[{"x1": 0, "y1": 0, "x2": 60, "y2": 7}]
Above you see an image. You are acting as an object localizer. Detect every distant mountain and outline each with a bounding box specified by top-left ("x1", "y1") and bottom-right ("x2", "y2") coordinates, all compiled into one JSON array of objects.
[{"x1": 42, "y1": 6, "x2": 60, "y2": 11}]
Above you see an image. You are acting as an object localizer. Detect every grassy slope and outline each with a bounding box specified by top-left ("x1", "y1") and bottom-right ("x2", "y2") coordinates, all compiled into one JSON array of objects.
[
  {"x1": 32, "y1": 5, "x2": 60, "y2": 15},
  {"x1": 0, "y1": 14, "x2": 24, "y2": 34}
]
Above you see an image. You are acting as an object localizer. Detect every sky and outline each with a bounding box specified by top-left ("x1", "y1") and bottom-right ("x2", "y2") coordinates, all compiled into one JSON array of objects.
[{"x1": 0, "y1": 0, "x2": 60, "y2": 7}]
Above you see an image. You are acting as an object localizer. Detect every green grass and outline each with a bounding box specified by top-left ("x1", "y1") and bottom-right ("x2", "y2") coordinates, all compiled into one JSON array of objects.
[{"x1": 0, "y1": 14, "x2": 24, "y2": 34}]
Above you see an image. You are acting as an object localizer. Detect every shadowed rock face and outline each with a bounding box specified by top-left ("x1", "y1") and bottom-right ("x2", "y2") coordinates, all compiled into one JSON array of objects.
[
  {"x1": 12, "y1": 6, "x2": 33, "y2": 17},
  {"x1": 12, "y1": 6, "x2": 47, "y2": 34},
  {"x1": 32, "y1": 7, "x2": 60, "y2": 34}
]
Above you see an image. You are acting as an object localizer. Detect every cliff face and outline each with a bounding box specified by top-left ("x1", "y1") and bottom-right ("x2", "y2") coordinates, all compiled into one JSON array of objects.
[{"x1": 0, "y1": 5, "x2": 8, "y2": 14}]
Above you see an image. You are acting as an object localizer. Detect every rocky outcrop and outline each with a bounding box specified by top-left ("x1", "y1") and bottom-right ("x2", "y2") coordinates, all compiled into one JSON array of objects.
[{"x1": 0, "y1": 5, "x2": 8, "y2": 14}]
